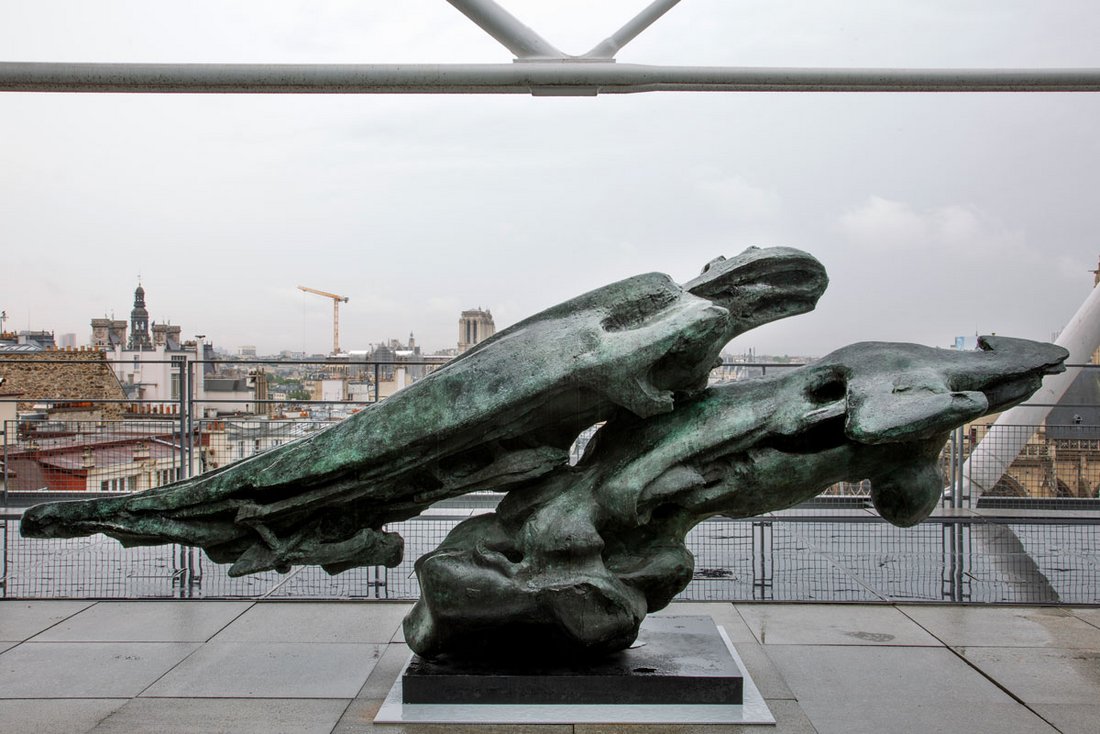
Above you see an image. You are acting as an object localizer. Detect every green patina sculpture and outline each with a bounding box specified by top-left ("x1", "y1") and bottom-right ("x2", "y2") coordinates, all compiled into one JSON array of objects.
[{"x1": 21, "y1": 247, "x2": 1066, "y2": 658}]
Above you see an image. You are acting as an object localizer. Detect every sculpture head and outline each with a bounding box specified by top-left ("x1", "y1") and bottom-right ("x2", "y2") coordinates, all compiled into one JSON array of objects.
[
  {"x1": 833, "y1": 335, "x2": 1067, "y2": 525},
  {"x1": 829, "y1": 335, "x2": 1067, "y2": 444},
  {"x1": 682, "y1": 246, "x2": 829, "y2": 336}
]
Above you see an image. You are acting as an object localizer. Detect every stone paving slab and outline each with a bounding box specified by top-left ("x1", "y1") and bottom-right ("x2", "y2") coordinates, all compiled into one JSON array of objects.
[
  {"x1": 0, "y1": 698, "x2": 128, "y2": 734},
  {"x1": 765, "y1": 644, "x2": 1059, "y2": 734},
  {"x1": 1030, "y1": 703, "x2": 1100, "y2": 734},
  {"x1": 902, "y1": 605, "x2": 1100, "y2": 648},
  {"x1": 4, "y1": 600, "x2": 1099, "y2": 733},
  {"x1": 571, "y1": 698, "x2": 817, "y2": 733},
  {"x1": 89, "y1": 697, "x2": 350, "y2": 734},
  {"x1": 726, "y1": 642, "x2": 794, "y2": 700},
  {"x1": 0, "y1": 641, "x2": 200, "y2": 698},
  {"x1": 653, "y1": 602, "x2": 757, "y2": 643},
  {"x1": 370, "y1": 725, "x2": 571, "y2": 734},
  {"x1": 959, "y1": 646, "x2": 1100, "y2": 705},
  {"x1": 142, "y1": 641, "x2": 383, "y2": 699},
  {"x1": 0, "y1": 600, "x2": 95, "y2": 640},
  {"x1": 32, "y1": 600, "x2": 253, "y2": 642},
  {"x1": 1069, "y1": 606, "x2": 1100, "y2": 629},
  {"x1": 212, "y1": 601, "x2": 411, "y2": 644},
  {"x1": 735, "y1": 603, "x2": 940, "y2": 646},
  {"x1": 334, "y1": 643, "x2": 414, "y2": 733}
]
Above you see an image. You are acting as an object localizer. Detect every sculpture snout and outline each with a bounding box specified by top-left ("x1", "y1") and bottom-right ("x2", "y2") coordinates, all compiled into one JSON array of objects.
[
  {"x1": 837, "y1": 337, "x2": 1068, "y2": 446},
  {"x1": 967, "y1": 335, "x2": 1068, "y2": 414},
  {"x1": 976, "y1": 335, "x2": 1068, "y2": 375}
]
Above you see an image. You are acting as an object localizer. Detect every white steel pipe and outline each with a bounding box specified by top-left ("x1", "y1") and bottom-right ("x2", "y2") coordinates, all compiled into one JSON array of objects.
[
  {"x1": 445, "y1": 0, "x2": 564, "y2": 59},
  {"x1": 962, "y1": 283, "x2": 1100, "y2": 496},
  {"x1": 583, "y1": 0, "x2": 684, "y2": 60},
  {"x1": 3, "y1": 62, "x2": 1100, "y2": 95}
]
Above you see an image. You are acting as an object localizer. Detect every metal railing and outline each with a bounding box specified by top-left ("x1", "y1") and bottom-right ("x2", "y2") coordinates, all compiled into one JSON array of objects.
[
  {"x1": 6, "y1": 0, "x2": 1100, "y2": 96},
  {"x1": 4, "y1": 0, "x2": 1100, "y2": 97},
  {"x1": 2, "y1": 512, "x2": 1096, "y2": 604}
]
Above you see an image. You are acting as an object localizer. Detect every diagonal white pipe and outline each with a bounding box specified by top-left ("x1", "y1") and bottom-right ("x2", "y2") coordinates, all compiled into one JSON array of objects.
[
  {"x1": 445, "y1": 0, "x2": 565, "y2": 59},
  {"x1": 583, "y1": 0, "x2": 684, "y2": 59},
  {"x1": 962, "y1": 282, "x2": 1100, "y2": 496}
]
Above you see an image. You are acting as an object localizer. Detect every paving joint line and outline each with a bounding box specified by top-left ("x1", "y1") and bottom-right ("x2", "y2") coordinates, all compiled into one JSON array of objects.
[{"x1": 895, "y1": 605, "x2": 1066, "y2": 734}]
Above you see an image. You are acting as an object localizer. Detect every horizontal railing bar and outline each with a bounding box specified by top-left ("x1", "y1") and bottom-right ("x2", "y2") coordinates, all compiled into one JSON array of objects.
[
  {"x1": 0, "y1": 358, "x2": 454, "y2": 366},
  {"x1": 4, "y1": 510, "x2": 1098, "y2": 524},
  {"x1": 2, "y1": 396, "x2": 1097, "y2": 410},
  {"x1": 2, "y1": 62, "x2": 1100, "y2": 95},
  {"x1": 5, "y1": 356, "x2": 1099, "y2": 368},
  {"x1": 0, "y1": 398, "x2": 376, "y2": 405},
  {"x1": 3, "y1": 396, "x2": 1097, "y2": 411}
]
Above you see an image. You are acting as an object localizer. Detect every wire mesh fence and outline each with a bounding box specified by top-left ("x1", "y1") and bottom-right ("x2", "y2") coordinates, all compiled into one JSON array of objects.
[{"x1": 3, "y1": 513, "x2": 1097, "y2": 604}]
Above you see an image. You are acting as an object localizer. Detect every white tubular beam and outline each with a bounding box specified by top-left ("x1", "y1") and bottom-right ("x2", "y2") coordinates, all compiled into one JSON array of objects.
[
  {"x1": 962, "y1": 284, "x2": 1100, "y2": 496},
  {"x1": 445, "y1": 0, "x2": 564, "y2": 59},
  {"x1": 3, "y1": 63, "x2": 1100, "y2": 95},
  {"x1": 584, "y1": 0, "x2": 684, "y2": 60}
]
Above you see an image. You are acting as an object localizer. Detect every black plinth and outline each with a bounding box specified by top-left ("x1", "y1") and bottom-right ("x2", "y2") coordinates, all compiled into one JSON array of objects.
[{"x1": 402, "y1": 615, "x2": 743, "y2": 705}]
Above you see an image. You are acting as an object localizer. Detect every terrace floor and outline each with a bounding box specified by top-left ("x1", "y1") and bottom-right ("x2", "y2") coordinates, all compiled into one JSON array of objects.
[{"x1": 1, "y1": 600, "x2": 1098, "y2": 733}]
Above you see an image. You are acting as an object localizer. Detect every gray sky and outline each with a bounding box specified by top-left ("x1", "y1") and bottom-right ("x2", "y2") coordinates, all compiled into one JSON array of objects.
[{"x1": 3, "y1": 1, "x2": 1100, "y2": 357}]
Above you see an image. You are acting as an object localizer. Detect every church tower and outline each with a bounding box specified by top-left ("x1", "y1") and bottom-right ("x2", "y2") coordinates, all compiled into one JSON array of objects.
[
  {"x1": 128, "y1": 283, "x2": 153, "y2": 351},
  {"x1": 458, "y1": 308, "x2": 495, "y2": 354}
]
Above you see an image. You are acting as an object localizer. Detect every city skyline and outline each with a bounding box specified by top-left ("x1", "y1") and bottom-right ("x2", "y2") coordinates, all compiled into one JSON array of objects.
[{"x1": 3, "y1": 2, "x2": 1100, "y2": 355}]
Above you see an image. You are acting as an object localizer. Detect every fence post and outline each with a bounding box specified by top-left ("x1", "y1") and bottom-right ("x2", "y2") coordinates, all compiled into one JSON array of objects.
[
  {"x1": 752, "y1": 520, "x2": 773, "y2": 600},
  {"x1": 956, "y1": 426, "x2": 966, "y2": 508},
  {"x1": 177, "y1": 357, "x2": 188, "y2": 479},
  {"x1": 1, "y1": 419, "x2": 8, "y2": 506},
  {"x1": 946, "y1": 428, "x2": 956, "y2": 508},
  {"x1": 1, "y1": 515, "x2": 7, "y2": 597},
  {"x1": 186, "y1": 358, "x2": 195, "y2": 478}
]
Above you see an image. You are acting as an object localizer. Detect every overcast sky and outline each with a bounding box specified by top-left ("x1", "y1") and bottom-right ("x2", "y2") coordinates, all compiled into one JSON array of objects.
[{"x1": 3, "y1": 1, "x2": 1100, "y2": 357}]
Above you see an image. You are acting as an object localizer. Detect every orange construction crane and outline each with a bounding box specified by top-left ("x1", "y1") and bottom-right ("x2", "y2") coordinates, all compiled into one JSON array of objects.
[{"x1": 298, "y1": 285, "x2": 350, "y2": 354}]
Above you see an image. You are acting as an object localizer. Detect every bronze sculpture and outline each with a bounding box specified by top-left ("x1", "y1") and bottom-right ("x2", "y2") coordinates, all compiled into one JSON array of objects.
[{"x1": 21, "y1": 247, "x2": 1066, "y2": 657}]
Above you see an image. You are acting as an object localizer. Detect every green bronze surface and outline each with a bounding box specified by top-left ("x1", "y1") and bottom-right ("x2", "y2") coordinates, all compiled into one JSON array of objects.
[{"x1": 20, "y1": 248, "x2": 1065, "y2": 657}]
